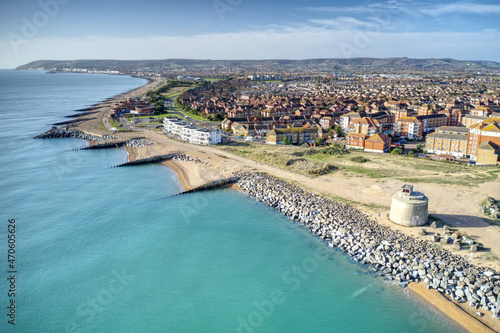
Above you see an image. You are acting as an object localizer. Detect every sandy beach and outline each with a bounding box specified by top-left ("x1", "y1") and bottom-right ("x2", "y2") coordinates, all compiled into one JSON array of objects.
[{"x1": 70, "y1": 78, "x2": 500, "y2": 333}]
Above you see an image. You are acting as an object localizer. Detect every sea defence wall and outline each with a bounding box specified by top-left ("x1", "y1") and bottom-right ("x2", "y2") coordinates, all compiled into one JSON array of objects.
[{"x1": 236, "y1": 172, "x2": 500, "y2": 320}]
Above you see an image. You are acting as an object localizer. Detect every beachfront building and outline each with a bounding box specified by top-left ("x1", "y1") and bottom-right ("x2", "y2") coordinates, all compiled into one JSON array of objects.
[{"x1": 163, "y1": 118, "x2": 221, "y2": 145}]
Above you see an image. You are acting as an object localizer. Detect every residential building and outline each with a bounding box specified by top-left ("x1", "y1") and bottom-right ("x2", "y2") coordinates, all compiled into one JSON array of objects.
[
  {"x1": 395, "y1": 117, "x2": 423, "y2": 139},
  {"x1": 462, "y1": 115, "x2": 488, "y2": 128},
  {"x1": 163, "y1": 118, "x2": 221, "y2": 145},
  {"x1": 345, "y1": 133, "x2": 367, "y2": 150},
  {"x1": 425, "y1": 127, "x2": 469, "y2": 158},
  {"x1": 450, "y1": 108, "x2": 467, "y2": 126},
  {"x1": 112, "y1": 97, "x2": 155, "y2": 116},
  {"x1": 340, "y1": 112, "x2": 362, "y2": 131},
  {"x1": 266, "y1": 127, "x2": 328, "y2": 145},
  {"x1": 467, "y1": 118, "x2": 500, "y2": 159},
  {"x1": 425, "y1": 119, "x2": 500, "y2": 162},
  {"x1": 476, "y1": 142, "x2": 499, "y2": 165},
  {"x1": 417, "y1": 114, "x2": 449, "y2": 132},
  {"x1": 347, "y1": 117, "x2": 380, "y2": 136},
  {"x1": 319, "y1": 116, "x2": 336, "y2": 129},
  {"x1": 232, "y1": 123, "x2": 255, "y2": 137},
  {"x1": 364, "y1": 133, "x2": 391, "y2": 153},
  {"x1": 470, "y1": 107, "x2": 491, "y2": 117}
]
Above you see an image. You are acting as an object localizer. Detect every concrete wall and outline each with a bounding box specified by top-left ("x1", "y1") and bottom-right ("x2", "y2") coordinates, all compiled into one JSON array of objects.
[{"x1": 389, "y1": 196, "x2": 428, "y2": 226}]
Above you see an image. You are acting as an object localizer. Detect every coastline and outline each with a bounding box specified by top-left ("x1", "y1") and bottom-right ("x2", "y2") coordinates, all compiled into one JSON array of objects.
[
  {"x1": 46, "y1": 76, "x2": 500, "y2": 333},
  {"x1": 163, "y1": 160, "x2": 189, "y2": 190},
  {"x1": 408, "y1": 283, "x2": 497, "y2": 333}
]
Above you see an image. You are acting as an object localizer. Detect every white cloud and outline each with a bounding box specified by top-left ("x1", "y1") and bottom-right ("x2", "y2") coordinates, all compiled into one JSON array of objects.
[
  {"x1": 419, "y1": 3, "x2": 500, "y2": 15},
  {"x1": 309, "y1": 17, "x2": 377, "y2": 29},
  {"x1": 301, "y1": 1, "x2": 500, "y2": 18}
]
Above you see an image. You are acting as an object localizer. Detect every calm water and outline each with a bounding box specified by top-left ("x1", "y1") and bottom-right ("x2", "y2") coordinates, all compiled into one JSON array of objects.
[{"x1": 0, "y1": 70, "x2": 463, "y2": 332}]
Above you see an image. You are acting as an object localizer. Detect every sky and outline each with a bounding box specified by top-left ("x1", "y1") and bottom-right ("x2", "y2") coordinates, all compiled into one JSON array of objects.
[{"x1": 1, "y1": 0, "x2": 500, "y2": 68}]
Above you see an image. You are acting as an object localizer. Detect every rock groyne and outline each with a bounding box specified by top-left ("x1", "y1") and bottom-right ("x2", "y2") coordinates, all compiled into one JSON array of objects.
[
  {"x1": 34, "y1": 127, "x2": 116, "y2": 141},
  {"x1": 236, "y1": 172, "x2": 500, "y2": 320}
]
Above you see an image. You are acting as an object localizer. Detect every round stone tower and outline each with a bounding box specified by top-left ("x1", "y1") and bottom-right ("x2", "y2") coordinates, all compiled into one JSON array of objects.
[{"x1": 389, "y1": 185, "x2": 428, "y2": 226}]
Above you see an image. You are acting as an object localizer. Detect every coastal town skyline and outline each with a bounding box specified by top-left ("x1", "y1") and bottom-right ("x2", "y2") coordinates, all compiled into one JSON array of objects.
[{"x1": 2, "y1": 0, "x2": 500, "y2": 68}]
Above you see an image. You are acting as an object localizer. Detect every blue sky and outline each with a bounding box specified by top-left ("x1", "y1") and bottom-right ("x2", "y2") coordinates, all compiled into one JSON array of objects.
[{"x1": 1, "y1": 0, "x2": 499, "y2": 68}]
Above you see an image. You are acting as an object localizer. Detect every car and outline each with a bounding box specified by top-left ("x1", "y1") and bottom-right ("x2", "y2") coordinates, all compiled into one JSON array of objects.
[
  {"x1": 391, "y1": 142, "x2": 400, "y2": 147},
  {"x1": 399, "y1": 139, "x2": 407, "y2": 144}
]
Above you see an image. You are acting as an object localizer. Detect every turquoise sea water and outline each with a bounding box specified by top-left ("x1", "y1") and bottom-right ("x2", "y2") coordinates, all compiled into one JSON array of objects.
[{"x1": 0, "y1": 70, "x2": 464, "y2": 332}]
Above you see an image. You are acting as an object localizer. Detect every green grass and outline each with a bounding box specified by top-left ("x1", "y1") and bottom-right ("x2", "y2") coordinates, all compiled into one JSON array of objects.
[{"x1": 109, "y1": 118, "x2": 121, "y2": 128}]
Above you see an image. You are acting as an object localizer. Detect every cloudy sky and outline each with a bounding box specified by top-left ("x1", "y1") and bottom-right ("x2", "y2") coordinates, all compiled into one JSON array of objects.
[{"x1": 1, "y1": 0, "x2": 499, "y2": 68}]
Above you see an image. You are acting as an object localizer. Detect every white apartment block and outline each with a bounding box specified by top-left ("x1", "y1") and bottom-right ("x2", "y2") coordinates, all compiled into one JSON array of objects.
[{"x1": 163, "y1": 118, "x2": 221, "y2": 145}]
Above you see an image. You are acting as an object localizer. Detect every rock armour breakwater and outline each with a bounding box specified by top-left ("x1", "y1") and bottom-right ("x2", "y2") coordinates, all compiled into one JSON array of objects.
[
  {"x1": 34, "y1": 127, "x2": 116, "y2": 141},
  {"x1": 236, "y1": 172, "x2": 500, "y2": 320}
]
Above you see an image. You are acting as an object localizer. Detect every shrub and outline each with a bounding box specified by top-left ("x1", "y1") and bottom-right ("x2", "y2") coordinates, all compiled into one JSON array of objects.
[{"x1": 351, "y1": 156, "x2": 370, "y2": 163}]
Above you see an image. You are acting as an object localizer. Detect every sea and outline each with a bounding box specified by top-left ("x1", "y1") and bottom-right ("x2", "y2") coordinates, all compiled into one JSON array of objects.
[{"x1": 0, "y1": 69, "x2": 465, "y2": 332}]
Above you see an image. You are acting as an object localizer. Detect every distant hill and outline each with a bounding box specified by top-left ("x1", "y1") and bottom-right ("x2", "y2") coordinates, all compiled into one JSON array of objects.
[{"x1": 16, "y1": 57, "x2": 500, "y2": 72}]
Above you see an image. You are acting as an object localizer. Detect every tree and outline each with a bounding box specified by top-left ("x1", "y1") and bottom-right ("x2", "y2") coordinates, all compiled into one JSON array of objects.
[
  {"x1": 333, "y1": 125, "x2": 344, "y2": 138},
  {"x1": 316, "y1": 137, "x2": 324, "y2": 146},
  {"x1": 283, "y1": 136, "x2": 291, "y2": 145}
]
